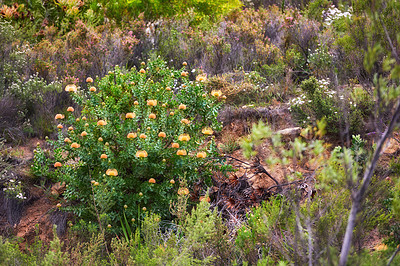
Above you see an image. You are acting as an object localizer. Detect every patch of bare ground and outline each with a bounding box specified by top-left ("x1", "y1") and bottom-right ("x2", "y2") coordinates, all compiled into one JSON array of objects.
[{"x1": 1, "y1": 138, "x2": 68, "y2": 249}]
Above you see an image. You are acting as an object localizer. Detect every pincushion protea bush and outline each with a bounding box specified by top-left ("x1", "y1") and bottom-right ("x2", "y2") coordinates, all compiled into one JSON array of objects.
[{"x1": 33, "y1": 57, "x2": 223, "y2": 231}]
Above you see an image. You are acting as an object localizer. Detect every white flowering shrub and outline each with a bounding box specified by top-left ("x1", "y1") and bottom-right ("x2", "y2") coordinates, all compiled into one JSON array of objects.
[
  {"x1": 289, "y1": 76, "x2": 374, "y2": 135},
  {"x1": 1, "y1": 170, "x2": 26, "y2": 201},
  {"x1": 289, "y1": 76, "x2": 340, "y2": 133},
  {"x1": 323, "y1": 5, "x2": 352, "y2": 26}
]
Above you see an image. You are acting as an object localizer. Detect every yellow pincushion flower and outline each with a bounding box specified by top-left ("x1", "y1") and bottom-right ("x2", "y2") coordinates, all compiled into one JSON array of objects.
[
  {"x1": 126, "y1": 112, "x2": 136, "y2": 119},
  {"x1": 98, "y1": 137, "x2": 103, "y2": 142},
  {"x1": 202, "y1": 127, "x2": 213, "y2": 135},
  {"x1": 136, "y1": 150, "x2": 148, "y2": 158},
  {"x1": 106, "y1": 169, "x2": 118, "y2": 176},
  {"x1": 178, "y1": 188, "x2": 189, "y2": 196},
  {"x1": 211, "y1": 90, "x2": 222, "y2": 97},
  {"x1": 65, "y1": 84, "x2": 77, "y2": 92},
  {"x1": 176, "y1": 149, "x2": 187, "y2": 156},
  {"x1": 178, "y1": 134, "x2": 190, "y2": 142},
  {"x1": 147, "y1": 100, "x2": 157, "y2": 106},
  {"x1": 127, "y1": 133, "x2": 137, "y2": 139},
  {"x1": 196, "y1": 74, "x2": 207, "y2": 82},
  {"x1": 181, "y1": 118, "x2": 190, "y2": 125}
]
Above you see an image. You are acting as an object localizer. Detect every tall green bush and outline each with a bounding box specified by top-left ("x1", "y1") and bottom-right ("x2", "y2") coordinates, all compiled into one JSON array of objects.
[{"x1": 33, "y1": 57, "x2": 223, "y2": 231}]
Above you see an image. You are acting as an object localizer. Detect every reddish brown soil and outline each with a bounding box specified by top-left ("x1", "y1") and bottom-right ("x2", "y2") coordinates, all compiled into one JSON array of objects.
[{"x1": 15, "y1": 187, "x2": 55, "y2": 249}]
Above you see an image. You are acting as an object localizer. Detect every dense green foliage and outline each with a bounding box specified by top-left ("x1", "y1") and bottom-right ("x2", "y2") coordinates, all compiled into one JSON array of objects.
[
  {"x1": 1, "y1": 0, "x2": 400, "y2": 265},
  {"x1": 32, "y1": 57, "x2": 223, "y2": 230}
]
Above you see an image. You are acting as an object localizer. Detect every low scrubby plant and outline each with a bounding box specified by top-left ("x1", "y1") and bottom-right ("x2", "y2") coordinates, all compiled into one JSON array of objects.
[{"x1": 33, "y1": 57, "x2": 223, "y2": 231}]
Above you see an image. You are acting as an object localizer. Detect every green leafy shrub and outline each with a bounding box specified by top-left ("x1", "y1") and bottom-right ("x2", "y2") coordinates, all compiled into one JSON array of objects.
[{"x1": 34, "y1": 57, "x2": 223, "y2": 230}]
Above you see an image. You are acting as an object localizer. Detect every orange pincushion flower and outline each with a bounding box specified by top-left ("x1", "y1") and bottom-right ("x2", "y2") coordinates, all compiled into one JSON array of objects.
[
  {"x1": 67, "y1": 107, "x2": 74, "y2": 112},
  {"x1": 139, "y1": 133, "x2": 147, "y2": 139},
  {"x1": 134, "y1": 101, "x2": 139, "y2": 105},
  {"x1": 55, "y1": 114, "x2": 64, "y2": 120},
  {"x1": 57, "y1": 124, "x2": 63, "y2": 129},
  {"x1": 64, "y1": 138, "x2": 71, "y2": 143},
  {"x1": 54, "y1": 162, "x2": 62, "y2": 167},
  {"x1": 149, "y1": 113, "x2": 156, "y2": 119},
  {"x1": 211, "y1": 90, "x2": 223, "y2": 97},
  {"x1": 181, "y1": 71, "x2": 188, "y2": 77},
  {"x1": 178, "y1": 187, "x2": 189, "y2": 196},
  {"x1": 170, "y1": 179, "x2": 175, "y2": 184},
  {"x1": 139, "y1": 68, "x2": 146, "y2": 74},
  {"x1": 68, "y1": 126, "x2": 74, "y2": 131},
  {"x1": 147, "y1": 100, "x2": 157, "y2": 106},
  {"x1": 98, "y1": 137, "x2": 103, "y2": 142},
  {"x1": 170, "y1": 112, "x2": 174, "y2": 116},
  {"x1": 65, "y1": 84, "x2": 77, "y2": 92},
  {"x1": 166, "y1": 87, "x2": 171, "y2": 91},
  {"x1": 178, "y1": 104, "x2": 187, "y2": 110},
  {"x1": 176, "y1": 149, "x2": 187, "y2": 156},
  {"x1": 81, "y1": 131, "x2": 88, "y2": 137},
  {"x1": 136, "y1": 150, "x2": 148, "y2": 158},
  {"x1": 82, "y1": 116, "x2": 87, "y2": 120},
  {"x1": 181, "y1": 118, "x2": 190, "y2": 125},
  {"x1": 202, "y1": 127, "x2": 213, "y2": 135},
  {"x1": 106, "y1": 169, "x2": 118, "y2": 176},
  {"x1": 182, "y1": 61, "x2": 187, "y2": 66},
  {"x1": 171, "y1": 142, "x2": 180, "y2": 148},
  {"x1": 126, "y1": 112, "x2": 136, "y2": 119},
  {"x1": 89, "y1": 86, "x2": 96, "y2": 92},
  {"x1": 94, "y1": 181, "x2": 99, "y2": 186},
  {"x1": 100, "y1": 154, "x2": 108, "y2": 159},
  {"x1": 86, "y1": 77, "x2": 93, "y2": 83},
  {"x1": 127, "y1": 133, "x2": 137, "y2": 139},
  {"x1": 196, "y1": 152, "x2": 207, "y2": 158},
  {"x1": 200, "y1": 196, "x2": 210, "y2": 202},
  {"x1": 97, "y1": 120, "x2": 107, "y2": 126},
  {"x1": 158, "y1": 132, "x2": 166, "y2": 138},
  {"x1": 148, "y1": 178, "x2": 156, "y2": 184},
  {"x1": 57, "y1": 203, "x2": 62, "y2": 208},
  {"x1": 71, "y1": 142, "x2": 80, "y2": 148},
  {"x1": 178, "y1": 134, "x2": 190, "y2": 142}
]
